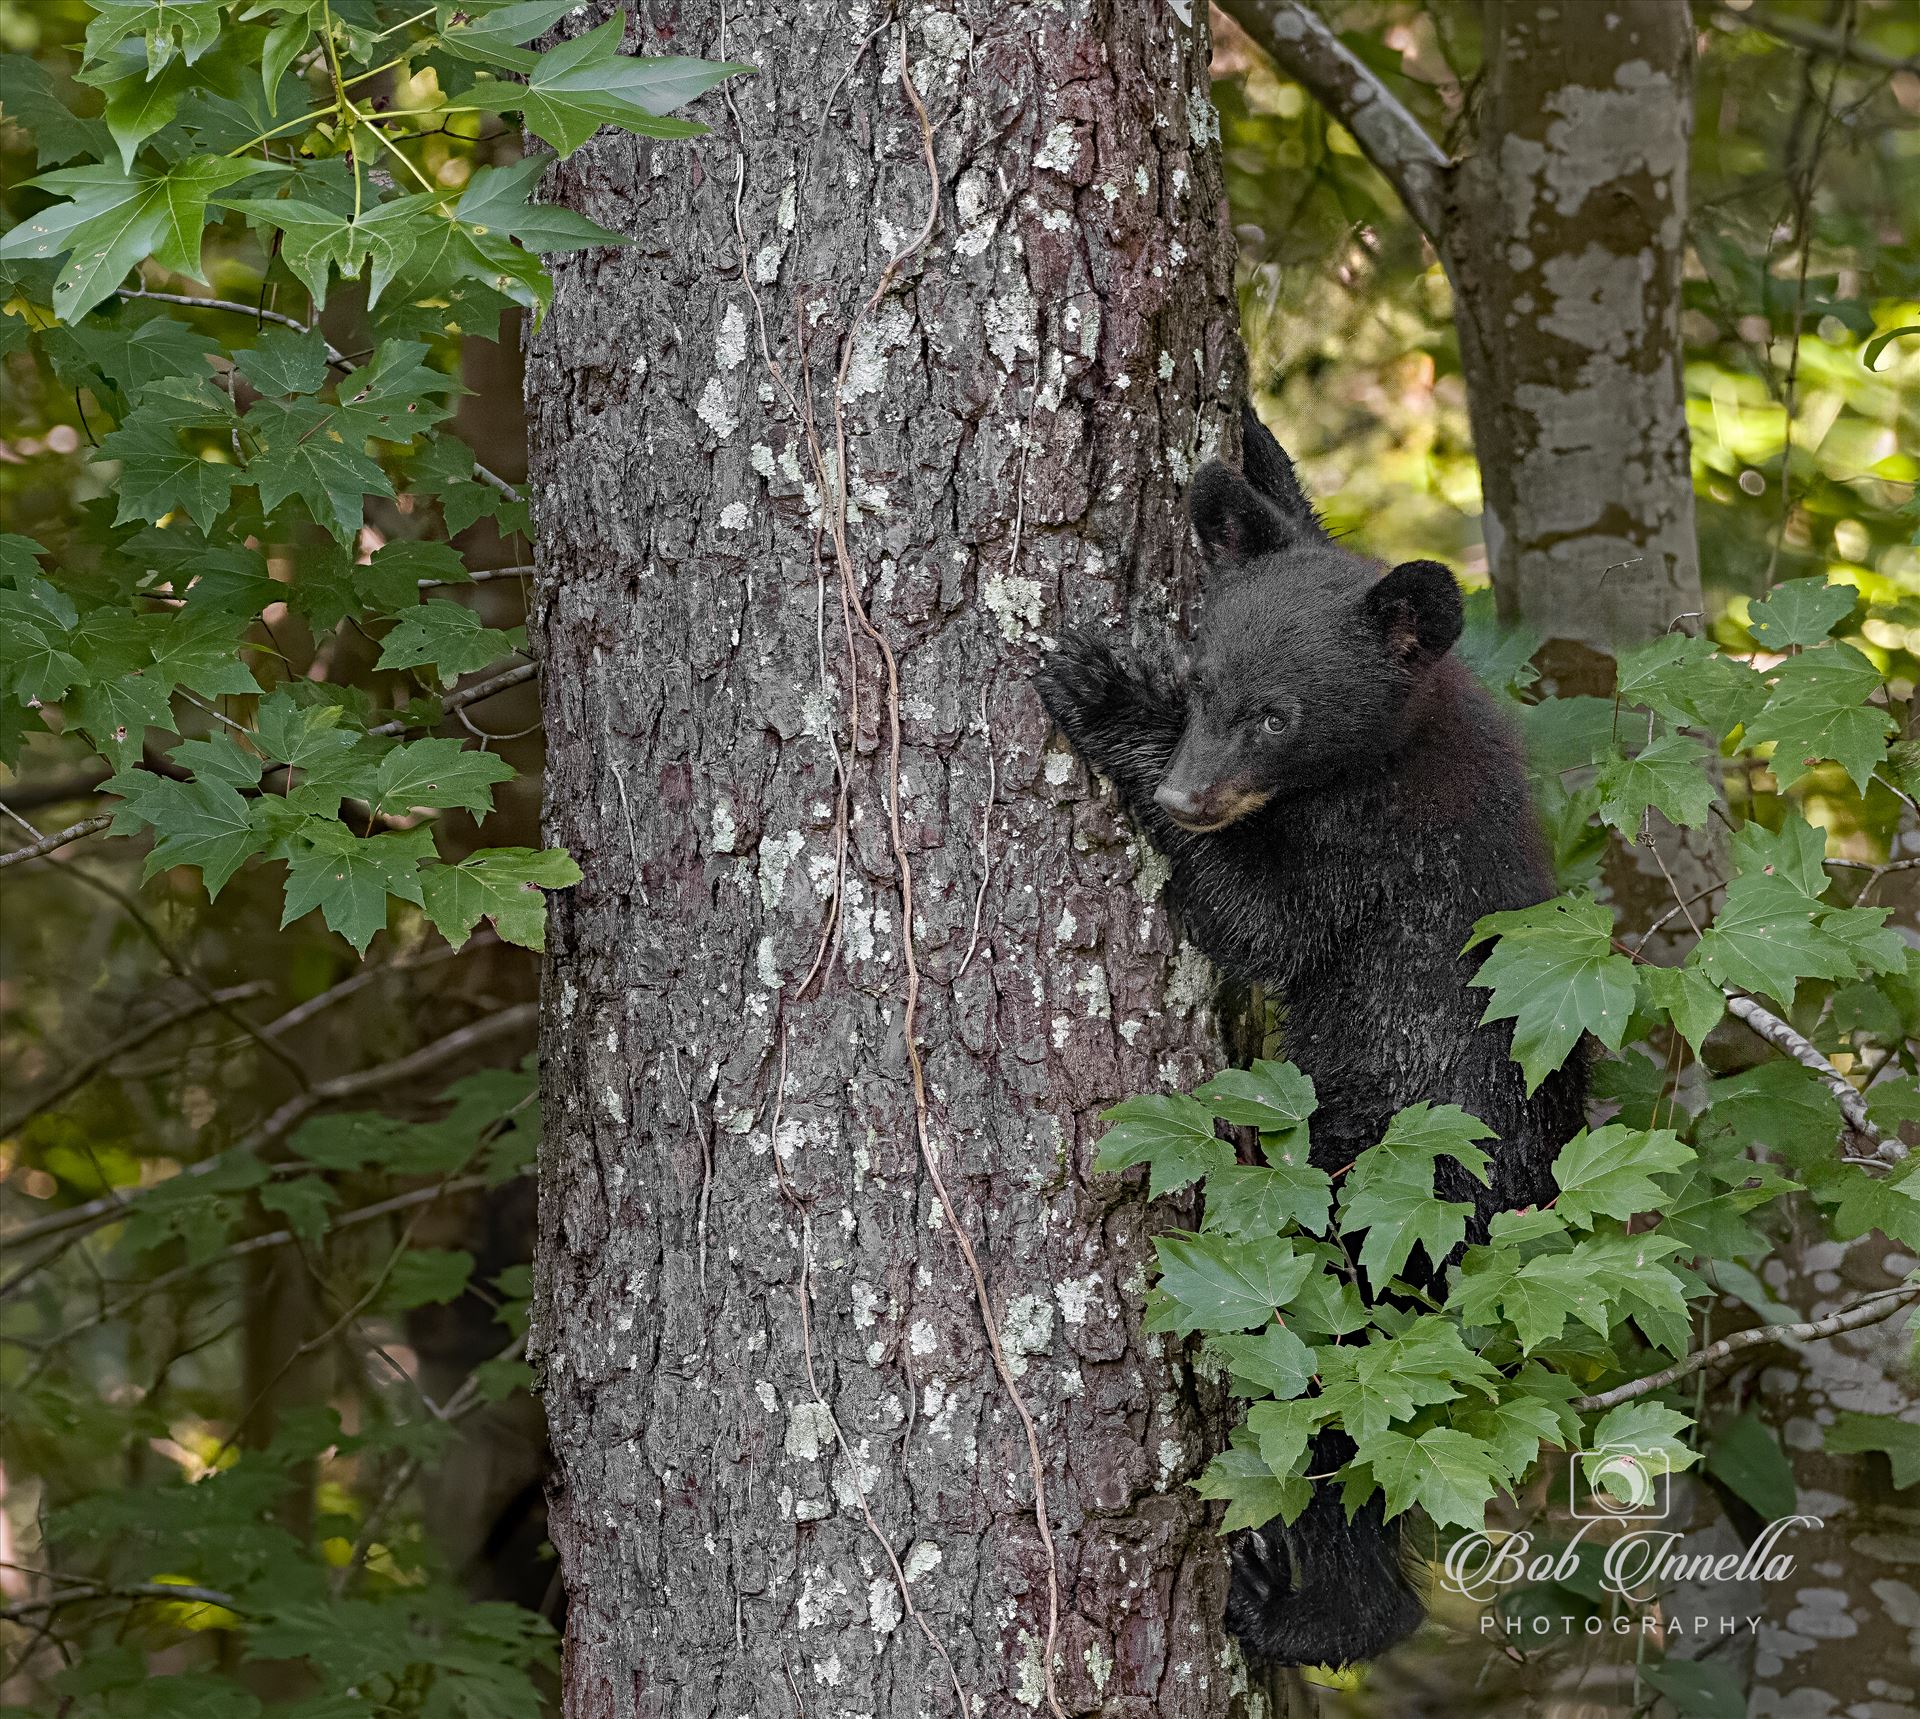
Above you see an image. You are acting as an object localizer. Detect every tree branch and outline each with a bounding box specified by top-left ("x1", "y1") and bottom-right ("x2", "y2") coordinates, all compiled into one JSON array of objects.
[
  {"x1": 1216, "y1": 0, "x2": 1451, "y2": 241},
  {"x1": 0, "y1": 813, "x2": 114, "y2": 870},
  {"x1": 15, "y1": 1167, "x2": 530, "y2": 1357},
  {"x1": 0, "y1": 1580, "x2": 241, "y2": 1624},
  {"x1": 1, "y1": 1002, "x2": 536, "y2": 1252},
  {"x1": 367, "y1": 661, "x2": 538, "y2": 738},
  {"x1": 1571, "y1": 1283, "x2": 1920, "y2": 1411},
  {"x1": 0, "y1": 982, "x2": 272, "y2": 1139},
  {"x1": 1724, "y1": 6, "x2": 1920, "y2": 73},
  {"x1": 1723, "y1": 990, "x2": 1903, "y2": 1163}
]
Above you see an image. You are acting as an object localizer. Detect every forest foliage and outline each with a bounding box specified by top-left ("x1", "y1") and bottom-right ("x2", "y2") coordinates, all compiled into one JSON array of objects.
[{"x1": 1, "y1": 2, "x2": 1917, "y2": 1717}]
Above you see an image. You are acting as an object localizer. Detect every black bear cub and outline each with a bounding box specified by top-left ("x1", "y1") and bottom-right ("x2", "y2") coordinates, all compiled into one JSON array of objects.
[{"x1": 1035, "y1": 406, "x2": 1587, "y2": 1670}]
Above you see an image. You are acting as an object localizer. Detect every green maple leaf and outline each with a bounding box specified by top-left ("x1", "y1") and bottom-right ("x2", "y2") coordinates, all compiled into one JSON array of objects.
[
  {"x1": 258, "y1": 1174, "x2": 339, "y2": 1246},
  {"x1": 146, "y1": 609, "x2": 263, "y2": 699},
  {"x1": 83, "y1": 0, "x2": 226, "y2": 75},
  {"x1": 1745, "y1": 577, "x2": 1857, "y2": 649},
  {"x1": 1448, "y1": 1248, "x2": 1584, "y2": 1352},
  {"x1": 462, "y1": 16, "x2": 735, "y2": 156},
  {"x1": 236, "y1": 326, "x2": 330, "y2": 397},
  {"x1": 1639, "y1": 1658, "x2": 1750, "y2": 1719},
  {"x1": 1452, "y1": 1396, "x2": 1567, "y2": 1484},
  {"x1": 456, "y1": 155, "x2": 628, "y2": 254},
  {"x1": 1815, "y1": 906, "x2": 1909, "y2": 977},
  {"x1": 253, "y1": 690, "x2": 362, "y2": 773},
  {"x1": 1362, "y1": 1102, "x2": 1494, "y2": 1186},
  {"x1": 168, "y1": 731, "x2": 264, "y2": 787},
  {"x1": 437, "y1": 0, "x2": 582, "y2": 62},
  {"x1": 91, "y1": 54, "x2": 196, "y2": 171},
  {"x1": 1352, "y1": 1426, "x2": 1502, "y2": 1530},
  {"x1": 1814, "y1": 1161, "x2": 1920, "y2": 1249},
  {"x1": 0, "y1": 598, "x2": 87, "y2": 701},
  {"x1": 358, "y1": 540, "x2": 466, "y2": 609},
  {"x1": 1469, "y1": 894, "x2": 1638, "y2": 1092},
  {"x1": 1202, "y1": 1161, "x2": 1332, "y2": 1239},
  {"x1": 1244, "y1": 1397, "x2": 1323, "y2": 1477},
  {"x1": 1612, "y1": 631, "x2": 1769, "y2": 737},
  {"x1": 1093, "y1": 1092, "x2": 1233, "y2": 1198},
  {"x1": 1825, "y1": 1411, "x2": 1920, "y2": 1489},
  {"x1": 375, "y1": 600, "x2": 521, "y2": 688},
  {"x1": 1730, "y1": 814, "x2": 1829, "y2": 896},
  {"x1": 44, "y1": 306, "x2": 221, "y2": 406},
  {"x1": 245, "y1": 397, "x2": 396, "y2": 541},
  {"x1": 1744, "y1": 642, "x2": 1893, "y2": 794},
  {"x1": 96, "y1": 377, "x2": 239, "y2": 532},
  {"x1": 1332, "y1": 1322, "x2": 1499, "y2": 1440},
  {"x1": 1194, "y1": 1058, "x2": 1317, "y2": 1134},
  {"x1": 1593, "y1": 729, "x2": 1714, "y2": 831},
  {"x1": 368, "y1": 196, "x2": 551, "y2": 316},
  {"x1": 1193, "y1": 1440, "x2": 1312, "y2": 1533},
  {"x1": 380, "y1": 1248, "x2": 474, "y2": 1311},
  {"x1": 335, "y1": 340, "x2": 460, "y2": 442},
  {"x1": 1145, "y1": 1236, "x2": 1316, "y2": 1335},
  {"x1": 1566, "y1": 1230, "x2": 1695, "y2": 1353},
  {"x1": 1690, "y1": 873, "x2": 1879, "y2": 1001},
  {"x1": 281, "y1": 824, "x2": 435, "y2": 953},
  {"x1": 2, "y1": 157, "x2": 265, "y2": 321},
  {"x1": 1657, "y1": 1159, "x2": 1778, "y2": 1260},
  {"x1": 0, "y1": 53, "x2": 114, "y2": 166},
  {"x1": 372, "y1": 738, "x2": 515, "y2": 817},
  {"x1": 1211, "y1": 1323, "x2": 1317, "y2": 1401},
  {"x1": 66, "y1": 670, "x2": 177, "y2": 765},
  {"x1": 419, "y1": 846, "x2": 580, "y2": 950},
  {"x1": 1549, "y1": 1125, "x2": 1692, "y2": 1228},
  {"x1": 104, "y1": 769, "x2": 267, "y2": 897},
  {"x1": 1639, "y1": 963, "x2": 1725, "y2": 1053},
  {"x1": 1587, "y1": 1400, "x2": 1701, "y2": 1474},
  {"x1": 1337, "y1": 1175, "x2": 1476, "y2": 1283},
  {"x1": 221, "y1": 196, "x2": 374, "y2": 309}
]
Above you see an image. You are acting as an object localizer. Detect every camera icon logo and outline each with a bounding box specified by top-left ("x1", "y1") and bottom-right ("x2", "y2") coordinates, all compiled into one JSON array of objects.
[{"x1": 1571, "y1": 1444, "x2": 1672, "y2": 1521}]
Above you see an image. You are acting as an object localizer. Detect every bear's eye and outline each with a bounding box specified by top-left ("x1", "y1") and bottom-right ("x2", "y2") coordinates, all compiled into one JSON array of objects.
[{"x1": 1261, "y1": 712, "x2": 1290, "y2": 736}]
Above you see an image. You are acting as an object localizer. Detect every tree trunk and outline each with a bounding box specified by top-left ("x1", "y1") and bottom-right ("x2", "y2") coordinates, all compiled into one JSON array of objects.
[
  {"x1": 523, "y1": 6, "x2": 1249, "y2": 1716},
  {"x1": 1222, "y1": 0, "x2": 1705, "y2": 659},
  {"x1": 1448, "y1": 0, "x2": 1702, "y2": 661}
]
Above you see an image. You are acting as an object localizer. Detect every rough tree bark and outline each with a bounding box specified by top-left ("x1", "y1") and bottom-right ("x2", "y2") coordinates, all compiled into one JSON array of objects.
[
  {"x1": 524, "y1": 5, "x2": 1251, "y2": 1716},
  {"x1": 1222, "y1": 0, "x2": 1703, "y2": 659}
]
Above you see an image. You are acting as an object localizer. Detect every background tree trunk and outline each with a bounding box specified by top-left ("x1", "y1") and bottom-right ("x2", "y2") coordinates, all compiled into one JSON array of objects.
[
  {"x1": 1222, "y1": 0, "x2": 1704, "y2": 658},
  {"x1": 1448, "y1": 0, "x2": 1702, "y2": 661},
  {"x1": 524, "y1": 5, "x2": 1250, "y2": 1716}
]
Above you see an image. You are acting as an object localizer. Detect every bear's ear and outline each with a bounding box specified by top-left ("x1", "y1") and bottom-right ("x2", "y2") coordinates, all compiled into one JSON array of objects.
[
  {"x1": 1239, "y1": 402, "x2": 1319, "y2": 532},
  {"x1": 1189, "y1": 462, "x2": 1291, "y2": 568},
  {"x1": 1365, "y1": 559, "x2": 1463, "y2": 667}
]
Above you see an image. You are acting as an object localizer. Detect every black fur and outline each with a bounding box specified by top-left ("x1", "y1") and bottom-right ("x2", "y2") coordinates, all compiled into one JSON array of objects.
[{"x1": 1034, "y1": 403, "x2": 1587, "y2": 1669}]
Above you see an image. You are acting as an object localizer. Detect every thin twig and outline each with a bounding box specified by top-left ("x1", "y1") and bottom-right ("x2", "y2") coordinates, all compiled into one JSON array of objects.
[
  {"x1": 0, "y1": 982, "x2": 272, "y2": 1139},
  {"x1": 2, "y1": 1004, "x2": 535, "y2": 1251},
  {"x1": 0, "y1": 814, "x2": 114, "y2": 870},
  {"x1": 1218, "y1": 0, "x2": 1451, "y2": 241},
  {"x1": 1723, "y1": 991, "x2": 1899, "y2": 1161},
  {"x1": 1571, "y1": 1283, "x2": 1920, "y2": 1411},
  {"x1": 0, "y1": 1582, "x2": 240, "y2": 1625},
  {"x1": 367, "y1": 661, "x2": 537, "y2": 737}
]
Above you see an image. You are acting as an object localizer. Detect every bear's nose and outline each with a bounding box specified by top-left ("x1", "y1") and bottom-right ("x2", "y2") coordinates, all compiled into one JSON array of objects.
[{"x1": 1155, "y1": 781, "x2": 1205, "y2": 822}]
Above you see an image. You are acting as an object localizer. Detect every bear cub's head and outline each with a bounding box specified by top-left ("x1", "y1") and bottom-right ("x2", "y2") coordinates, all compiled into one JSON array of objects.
[{"x1": 1155, "y1": 407, "x2": 1465, "y2": 833}]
